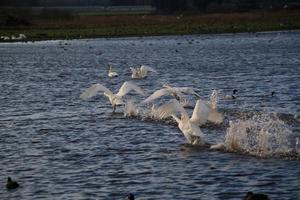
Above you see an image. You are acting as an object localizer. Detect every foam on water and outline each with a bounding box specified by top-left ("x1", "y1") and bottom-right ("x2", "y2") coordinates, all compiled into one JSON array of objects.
[
  {"x1": 224, "y1": 112, "x2": 299, "y2": 158},
  {"x1": 124, "y1": 100, "x2": 139, "y2": 117}
]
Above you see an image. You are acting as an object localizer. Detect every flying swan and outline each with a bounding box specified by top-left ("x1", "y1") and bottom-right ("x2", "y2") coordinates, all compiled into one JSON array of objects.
[
  {"x1": 152, "y1": 99, "x2": 208, "y2": 145},
  {"x1": 143, "y1": 84, "x2": 201, "y2": 107},
  {"x1": 80, "y1": 81, "x2": 144, "y2": 112},
  {"x1": 130, "y1": 65, "x2": 157, "y2": 79},
  {"x1": 153, "y1": 90, "x2": 223, "y2": 124}
]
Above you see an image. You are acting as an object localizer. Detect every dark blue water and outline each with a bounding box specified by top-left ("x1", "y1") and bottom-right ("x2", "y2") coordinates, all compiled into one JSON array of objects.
[{"x1": 0, "y1": 31, "x2": 299, "y2": 200}]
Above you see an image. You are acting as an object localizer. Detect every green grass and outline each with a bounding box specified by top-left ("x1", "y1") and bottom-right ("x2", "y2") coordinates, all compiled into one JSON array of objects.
[
  {"x1": 1, "y1": 11, "x2": 300, "y2": 41},
  {"x1": 78, "y1": 10, "x2": 152, "y2": 16}
]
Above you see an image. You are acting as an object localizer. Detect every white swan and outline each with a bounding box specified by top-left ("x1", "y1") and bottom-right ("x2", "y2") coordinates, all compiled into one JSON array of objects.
[
  {"x1": 130, "y1": 65, "x2": 157, "y2": 79},
  {"x1": 80, "y1": 81, "x2": 144, "y2": 112},
  {"x1": 152, "y1": 89, "x2": 223, "y2": 125},
  {"x1": 153, "y1": 99, "x2": 206, "y2": 145},
  {"x1": 124, "y1": 100, "x2": 139, "y2": 117},
  {"x1": 0, "y1": 36, "x2": 10, "y2": 41},
  {"x1": 108, "y1": 64, "x2": 118, "y2": 78},
  {"x1": 143, "y1": 84, "x2": 201, "y2": 107}
]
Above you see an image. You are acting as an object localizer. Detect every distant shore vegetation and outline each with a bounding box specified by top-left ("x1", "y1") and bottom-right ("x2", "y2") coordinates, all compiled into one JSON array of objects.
[{"x1": 0, "y1": 2, "x2": 300, "y2": 41}]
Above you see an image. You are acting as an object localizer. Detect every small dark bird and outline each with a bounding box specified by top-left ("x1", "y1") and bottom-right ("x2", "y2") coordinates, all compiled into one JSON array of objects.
[
  {"x1": 127, "y1": 193, "x2": 135, "y2": 200},
  {"x1": 225, "y1": 89, "x2": 238, "y2": 99},
  {"x1": 231, "y1": 89, "x2": 238, "y2": 99},
  {"x1": 244, "y1": 191, "x2": 270, "y2": 200},
  {"x1": 271, "y1": 91, "x2": 275, "y2": 97},
  {"x1": 6, "y1": 177, "x2": 19, "y2": 189}
]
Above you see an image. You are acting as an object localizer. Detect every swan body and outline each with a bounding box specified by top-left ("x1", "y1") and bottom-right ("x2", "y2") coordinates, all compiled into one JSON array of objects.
[
  {"x1": 130, "y1": 65, "x2": 157, "y2": 79},
  {"x1": 172, "y1": 114, "x2": 206, "y2": 145},
  {"x1": 190, "y1": 89, "x2": 224, "y2": 124},
  {"x1": 152, "y1": 89, "x2": 223, "y2": 125},
  {"x1": 124, "y1": 100, "x2": 139, "y2": 117},
  {"x1": 152, "y1": 99, "x2": 207, "y2": 145},
  {"x1": 1, "y1": 36, "x2": 10, "y2": 40},
  {"x1": 80, "y1": 81, "x2": 144, "y2": 112},
  {"x1": 108, "y1": 64, "x2": 118, "y2": 78},
  {"x1": 143, "y1": 84, "x2": 200, "y2": 106}
]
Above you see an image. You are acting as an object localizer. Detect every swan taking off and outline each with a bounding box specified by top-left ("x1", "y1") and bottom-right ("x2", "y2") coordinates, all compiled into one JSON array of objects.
[
  {"x1": 80, "y1": 81, "x2": 144, "y2": 112},
  {"x1": 143, "y1": 84, "x2": 201, "y2": 107},
  {"x1": 152, "y1": 99, "x2": 209, "y2": 145},
  {"x1": 108, "y1": 64, "x2": 118, "y2": 78},
  {"x1": 130, "y1": 65, "x2": 157, "y2": 79},
  {"x1": 153, "y1": 92, "x2": 223, "y2": 123}
]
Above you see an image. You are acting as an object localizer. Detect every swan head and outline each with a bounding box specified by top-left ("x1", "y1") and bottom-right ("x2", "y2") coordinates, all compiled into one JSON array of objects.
[{"x1": 233, "y1": 89, "x2": 238, "y2": 94}]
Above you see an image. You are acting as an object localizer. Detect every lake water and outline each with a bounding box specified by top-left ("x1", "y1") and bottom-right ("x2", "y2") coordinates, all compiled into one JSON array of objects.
[{"x1": 0, "y1": 31, "x2": 299, "y2": 200}]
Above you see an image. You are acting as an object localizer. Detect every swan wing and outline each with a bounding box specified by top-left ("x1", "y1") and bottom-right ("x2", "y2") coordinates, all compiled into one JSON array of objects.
[
  {"x1": 208, "y1": 109, "x2": 224, "y2": 124},
  {"x1": 173, "y1": 87, "x2": 201, "y2": 98},
  {"x1": 140, "y1": 65, "x2": 157, "y2": 73},
  {"x1": 153, "y1": 99, "x2": 188, "y2": 119},
  {"x1": 143, "y1": 88, "x2": 170, "y2": 103},
  {"x1": 116, "y1": 81, "x2": 144, "y2": 97},
  {"x1": 130, "y1": 67, "x2": 136, "y2": 73},
  {"x1": 190, "y1": 124, "x2": 204, "y2": 137},
  {"x1": 80, "y1": 83, "x2": 112, "y2": 100},
  {"x1": 190, "y1": 99, "x2": 210, "y2": 125}
]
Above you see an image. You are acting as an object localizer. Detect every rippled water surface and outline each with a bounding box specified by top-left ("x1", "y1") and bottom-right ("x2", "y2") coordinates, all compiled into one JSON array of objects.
[{"x1": 0, "y1": 31, "x2": 300, "y2": 200}]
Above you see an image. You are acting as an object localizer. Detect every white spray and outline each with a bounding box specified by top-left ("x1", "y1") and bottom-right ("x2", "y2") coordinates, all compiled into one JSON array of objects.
[{"x1": 224, "y1": 113, "x2": 292, "y2": 157}]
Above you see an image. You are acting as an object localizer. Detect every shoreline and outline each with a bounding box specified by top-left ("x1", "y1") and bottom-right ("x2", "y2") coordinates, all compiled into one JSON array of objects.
[
  {"x1": 1, "y1": 29, "x2": 300, "y2": 44},
  {"x1": 1, "y1": 10, "x2": 299, "y2": 42}
]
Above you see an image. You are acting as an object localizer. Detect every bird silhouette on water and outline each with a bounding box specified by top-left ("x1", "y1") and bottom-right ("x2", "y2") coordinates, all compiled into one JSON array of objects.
[
  {"x1": 244, "y1": 191, "x2": 270, "y2": 200},
  {"x1": 127, "y1": 193, "x2": 135, "y2": 200},
  {"x1": 225, "y1": 89, "x2": 238, "y2": 99},
  {"x1": 271, "y1": 91, "x2": 275, "y2": 97},
  {"x1": 6, "y1": 177, "x2": 19, "y2": 189}
]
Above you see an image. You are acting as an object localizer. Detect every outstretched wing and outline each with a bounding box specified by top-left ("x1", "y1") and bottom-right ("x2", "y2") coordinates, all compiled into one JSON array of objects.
[
  {"x1": 153, "y1": 99, "x2": 188, "y2": 119},
  {"x1": 143, "y1": 88, "x2": 170, "y2": 104},
  {"x1": 208, "y1": 109, "x2": 224, "y2": 124},
  {"x1": 190, "y1": 99, "x2": 210, "y2": 125},
  {"x1": 80, "y1": 83, "x2": 112, "y2": 100},
  {"x1": 116, "y1": 81, "x2": 144, "y2": 97},
  {"x1": 173, "y1": 87, "x2": 201, "y2": 98},
  {"x1": 140, "y1": 65, "x2": 157, "y2": 74}
]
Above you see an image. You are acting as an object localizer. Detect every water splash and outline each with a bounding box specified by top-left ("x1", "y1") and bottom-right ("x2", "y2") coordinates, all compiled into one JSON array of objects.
[
  {"x1": 124, "y1": 100, "x2": 139, "y2": 117},
  {"x1": 224, "y1": 113, "x2": 297, "y2": 158},
  {"x1": 209, "y1": 89, "x2": 219, "y2": 109}
]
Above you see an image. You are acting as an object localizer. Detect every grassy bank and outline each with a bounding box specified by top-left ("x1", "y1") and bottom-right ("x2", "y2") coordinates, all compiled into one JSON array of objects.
[{"x1": 1, "y1": 10, "x2": 300, "y2": 41}]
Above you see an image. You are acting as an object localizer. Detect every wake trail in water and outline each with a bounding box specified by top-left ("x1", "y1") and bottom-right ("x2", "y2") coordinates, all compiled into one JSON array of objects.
[{"x1": 123, "y1": 101, "x2": 300, "y2": 160}]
